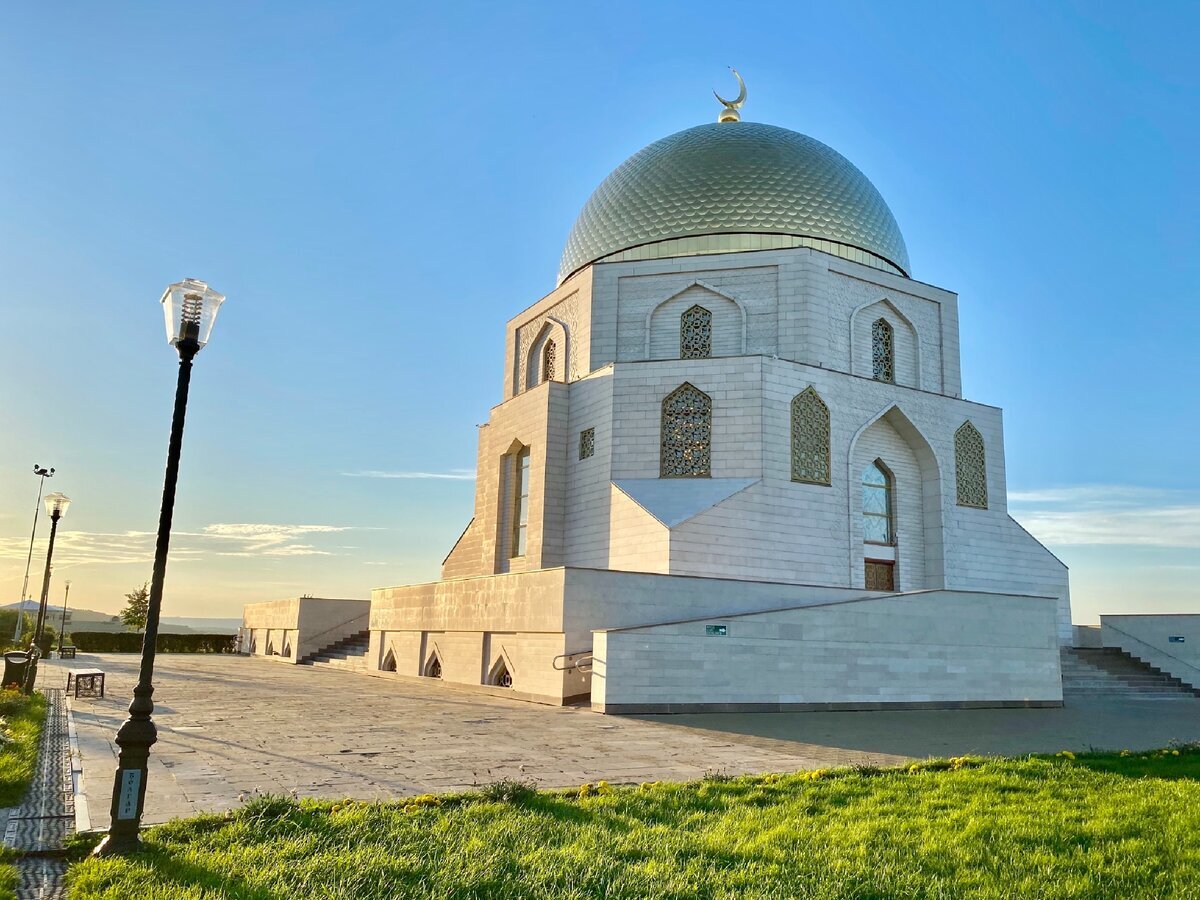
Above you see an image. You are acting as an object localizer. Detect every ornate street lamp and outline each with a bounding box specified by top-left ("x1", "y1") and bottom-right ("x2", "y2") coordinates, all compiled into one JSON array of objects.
[
  {"x1": 11, "y1": 465, "x2": 54, "y2": 643},
  {"x1": 95, "y1": 279, "x2": 225, "y2": 857},
  {"x1": 22, "y1": 491, "x2": 71, "y2": 694}
]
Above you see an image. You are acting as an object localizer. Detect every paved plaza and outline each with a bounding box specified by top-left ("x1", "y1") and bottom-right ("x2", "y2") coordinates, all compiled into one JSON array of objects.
[{"x1": 40, "y1": 654, "x2": 1200, "y2": 830}]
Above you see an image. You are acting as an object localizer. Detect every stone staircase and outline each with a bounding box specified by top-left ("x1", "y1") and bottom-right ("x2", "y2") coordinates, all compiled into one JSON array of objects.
[
  {"x1": 298, "y1": 630, "x2": 370, "y2": 672},
  {"x1": 1061, "y1": 647, "x2": 1200, "y2": 700}
]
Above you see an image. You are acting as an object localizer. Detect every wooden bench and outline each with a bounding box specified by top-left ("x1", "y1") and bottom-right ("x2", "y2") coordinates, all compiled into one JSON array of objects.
[
  {"x1": 59, "y1": 646, "x2": 76, "y2": 660},
  {"x1": 65, "y1": 668, "x2": 105, "y2": 699}
]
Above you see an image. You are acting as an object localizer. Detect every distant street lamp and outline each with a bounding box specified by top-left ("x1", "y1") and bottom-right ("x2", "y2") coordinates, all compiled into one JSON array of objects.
[
  {"x1": 11, "y1": 465, "x2": 54, "y2": 643},
  {"x1": 95, "y1": 278, "x2": 225, "y2": 857},
  {"x1": 22, "y1": 491, "x2": 71, "y2": 694},
  {"x1": 57, "y1": 581, "x2": 72, "y2": 655}
]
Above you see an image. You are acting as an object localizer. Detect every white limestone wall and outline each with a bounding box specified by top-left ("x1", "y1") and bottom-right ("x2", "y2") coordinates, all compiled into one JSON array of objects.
[
  {"x1": 559, "y1": 568, "x2": 867, "y2": 646},
  {"x1": 586, "y1": 247, "x2": 961, "y2": 397},
  {"x1": 241, "y1": 597, "x2": 370, "y2": 663},
  {"x1": 608, "y1": 358, "x2": 763, "y2": 479},
  {"x1": 592, "y1": 590, "x2": 1062, "y2": 712},
  {"x1": 563, "y1": 370, "x2": 615, "y2": 568},
  {"x1": 1101, "y1": 615, "x2": 1200, "y2": 689},
  {"x1": 607, "y1": 485, "x2": 670, "y2": 573},
  {"x1": 441, "y1": 381, "x2": 569, "y2": 578},
  {"x1": 504, "y1": 270, "x2": 594, "y2": 401}
]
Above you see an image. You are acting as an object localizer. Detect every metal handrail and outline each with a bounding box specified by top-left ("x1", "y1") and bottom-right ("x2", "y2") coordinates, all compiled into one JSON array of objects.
[{"x1": 552, "y1": 650, "x2": 593, "y2": 672}]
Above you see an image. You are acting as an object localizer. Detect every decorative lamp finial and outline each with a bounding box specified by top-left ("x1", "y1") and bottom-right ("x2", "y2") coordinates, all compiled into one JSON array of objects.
[{"x1": 714, "y1": 67, "x2": 746, "y2": 122}]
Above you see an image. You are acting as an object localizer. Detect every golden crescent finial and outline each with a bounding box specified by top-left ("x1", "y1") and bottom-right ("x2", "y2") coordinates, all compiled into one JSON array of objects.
[{"x1": 714, "y1": 67, "x2": 746, "y2": 122}]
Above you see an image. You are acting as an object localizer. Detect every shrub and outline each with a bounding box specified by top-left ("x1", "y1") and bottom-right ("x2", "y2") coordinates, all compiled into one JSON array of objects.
[{"x1": 70, "y1": 632, "x2": 237, "y2": 653}]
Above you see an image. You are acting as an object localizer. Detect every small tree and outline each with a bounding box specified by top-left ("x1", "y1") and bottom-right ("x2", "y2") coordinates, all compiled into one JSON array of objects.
[{"x1": 121, "y1": 582, "x2": 151, "y2": 632}]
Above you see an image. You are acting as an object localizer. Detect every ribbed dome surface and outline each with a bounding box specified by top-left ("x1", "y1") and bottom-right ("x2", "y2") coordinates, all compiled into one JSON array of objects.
[{"x1": 558, "y1": 121, "x2": 909, "y2": 284}]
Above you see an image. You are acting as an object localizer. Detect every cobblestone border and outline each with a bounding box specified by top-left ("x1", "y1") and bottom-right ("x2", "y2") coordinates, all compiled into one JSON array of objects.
[{"x1": 3, "y1": 689, "x2": 75, "y2": 899}]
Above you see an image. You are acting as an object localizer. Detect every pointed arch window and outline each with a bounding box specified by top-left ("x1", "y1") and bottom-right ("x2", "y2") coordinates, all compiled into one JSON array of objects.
[
  {"x1": 680, "y1": 305, "x2": 713, "y2": 359},
  {"x1": 862, "y1": 460, "x2": 894, "y2": 545},
  {"x1": 489, "y1": 657, "x2": 513, "y2": 688},
  {"x1": 381, "y1": 649, "x2": 397, "y2": 672},
  {"x1": 872, "y1": 318, "x2": 894, "y2": 383},
  {"x1": 791, "y1": 387, "x2": 831, "y2": 485},
  {"x1": 660, "y1": 383, "x2": 712, "y2": 477},
  {"x1": 542, "y1": 339, "x2": 557, "y2": 383},
  {"x1": 955, "y1": 421, "x2": 989, "y2": 508},
  {"x1": 423, "y1": 652, "x2": 442, "y2": 679}
]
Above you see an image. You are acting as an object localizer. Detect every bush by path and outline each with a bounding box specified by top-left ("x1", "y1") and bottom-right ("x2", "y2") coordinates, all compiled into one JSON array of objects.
[
  {"x1": 69, "y1": 632, "x2": 236, "y2": 654},
  {"x1": 65, "y1": 745, "x2": 1200, "y2": 899}
]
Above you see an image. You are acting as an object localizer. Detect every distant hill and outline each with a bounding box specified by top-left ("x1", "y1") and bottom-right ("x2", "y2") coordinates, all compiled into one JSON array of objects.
[{"x1": 1, "y1": 603, "x2": 239, "y2": 635}]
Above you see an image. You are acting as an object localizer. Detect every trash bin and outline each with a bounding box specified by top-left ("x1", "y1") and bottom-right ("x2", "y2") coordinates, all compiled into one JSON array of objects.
[{"x1": 3, "y1": 652, "x2": 29, "y2": 690}]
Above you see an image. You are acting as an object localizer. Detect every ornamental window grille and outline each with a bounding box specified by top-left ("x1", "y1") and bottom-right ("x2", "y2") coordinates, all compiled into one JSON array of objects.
[
  {"x1": 865, "y1": 560, "x2": 895, "y2": 591},
  {"x1": 424, "y1": 653, "x2": 442, "y2": 679},
  {"x1": 862, "y1": 460, "x2": 894, "y2": 545},
  {"x1": 680, "y1": 305, "x2": 713, "y2": 359},
  {"x1": 490, "y1": 658, "x2": 513, "y2": 688},
  {"x1": 872, "y1": 318, "x2": 894, "y2": 382},
  {"x1": 954, "y1": 421, "x2": 989, "y2": 508},
  {"x1": 510, "y1": 446, "x2": 531, "y2": 557},
  {"x1": 660, "y1": 383, "x2": 712, "y2": 477},
  {"x1": 579, "y1": 427, "x2": 595, "y2": 460},
  {"x1": 542, "y1": 339, "x2": 557, "y2": 383},
  {"x1": 791, "y1": 387, "x2": 831, "y2": 485}
]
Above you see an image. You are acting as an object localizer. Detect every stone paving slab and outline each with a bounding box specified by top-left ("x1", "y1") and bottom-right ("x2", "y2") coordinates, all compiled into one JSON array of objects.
[{"x1": 41, "y1": 653, "x2": 1200, "y2": 831}]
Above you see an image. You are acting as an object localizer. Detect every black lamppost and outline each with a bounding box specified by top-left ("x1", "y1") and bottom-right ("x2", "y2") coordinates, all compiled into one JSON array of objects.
[
  {"x1": 11, "y1": 465, "x2": 54, "y2": 644},
  {"x1": 57, "y1": 581, "x2": 72, "y2": 655},
  {"x1": 23, "y1": 491, "x2": 71, "y2": 694},
  {"x1": 94, "y1": 278, "x2": 225, "y2": 857}
]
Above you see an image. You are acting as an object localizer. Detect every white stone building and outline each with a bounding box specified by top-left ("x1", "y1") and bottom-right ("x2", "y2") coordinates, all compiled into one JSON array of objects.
[{"x1": 360, "y1": 95, "x2": 1071, "y2": 711}]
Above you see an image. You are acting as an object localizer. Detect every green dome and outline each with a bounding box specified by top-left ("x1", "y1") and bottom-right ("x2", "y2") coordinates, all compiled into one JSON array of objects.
[{"x1": 559, "y1": 121, "x2": 909, "y2": 284}]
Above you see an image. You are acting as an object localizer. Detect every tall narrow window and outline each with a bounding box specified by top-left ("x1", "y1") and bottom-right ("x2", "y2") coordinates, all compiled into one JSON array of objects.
[
  {"x1": 791, "y1": 387, "x2": 831, "y2": 485},
  {"x1": 955, "y1": 421, "x2": 988, "y2": 508},
  {"x1": 541, "y1": 339, "x2": 557, "y2": 383},
  {"x1": 680, "y1": 305, "x2": 713, "y2": 359},
  {"x1": 660, "y1": 383, "x2": 712, "y2": 477},
  {"x1": 510, "y1": 447, "x2": 530, "y2": 557},
  {"x1": 872, "y1": 318, "x2": 894, "y2": 382},
  {"x1": 862, "y1": 460, "x2": 893, "y2": 544}
]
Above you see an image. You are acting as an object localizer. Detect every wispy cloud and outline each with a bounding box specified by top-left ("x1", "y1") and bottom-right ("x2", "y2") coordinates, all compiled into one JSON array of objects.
[
  {"x1": 199, "y1": 524, "x2": 351, "y2": 557},
  {"x1": 0, "y1": 523, "x2": 356, "y2": 568},
  {"x1": 1010, "y1": 485, "x2": 1200, "y2": 549},
  {"x1": 342, "y1": 469, "x2": 475, "y2": 481}
]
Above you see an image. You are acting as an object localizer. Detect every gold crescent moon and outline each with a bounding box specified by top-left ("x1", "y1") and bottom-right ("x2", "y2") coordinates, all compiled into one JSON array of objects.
[{"x1": 714, "y1": 67, "x2": 746, "y2": 109}]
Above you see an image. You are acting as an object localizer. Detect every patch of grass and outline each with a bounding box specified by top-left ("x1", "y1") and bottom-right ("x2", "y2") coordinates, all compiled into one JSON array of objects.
[
  {"x1": 0, "y1": 689, "x2": 45, "y2": 807},
  {"x1": 66, "y1": 746, "x2": 1200, "y2": 899}
]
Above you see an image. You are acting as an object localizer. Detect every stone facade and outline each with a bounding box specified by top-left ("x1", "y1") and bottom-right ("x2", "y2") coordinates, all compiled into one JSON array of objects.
[
  {"x1": 367, "y1": 241, "x2": 1071, "y2": 709},
  {"x1": 241, "y1": 597, "x2": 370, "y2": 663}
]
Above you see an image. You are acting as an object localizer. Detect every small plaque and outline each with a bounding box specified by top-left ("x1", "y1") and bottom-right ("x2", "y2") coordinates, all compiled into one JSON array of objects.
[
  {"x1": 1169, "y1": 636, "x2": 1186, "y2": 644},
  {"x1": 117, "y1": 769, "x2": 142, "y2": 820},
  {"x1": 705, "y1": 624, "x2": 728, "y2": 636}
]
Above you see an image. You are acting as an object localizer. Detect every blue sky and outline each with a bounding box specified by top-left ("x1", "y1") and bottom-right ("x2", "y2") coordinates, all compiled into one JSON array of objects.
[{"x1": 1, "y1": 1, "x2": 1196, "y2": 621}]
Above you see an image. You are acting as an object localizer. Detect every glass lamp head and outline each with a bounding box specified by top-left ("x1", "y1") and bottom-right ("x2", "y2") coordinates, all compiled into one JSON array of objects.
[
  {"x1": 44, "y1": 492, "x2": 71, "y2": 520},
  {"x1": 160, "y1": 278, "x2": 225, "y2": 350}
]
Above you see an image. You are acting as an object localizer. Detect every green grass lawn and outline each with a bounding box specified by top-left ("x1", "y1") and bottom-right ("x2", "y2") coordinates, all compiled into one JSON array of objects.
[
  {"x1": 65, "y1": 746, "x2": 1200, "y2": 899},
  {"x1": 1, "y1": 688, "x2": 46, "y2": 900}
]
